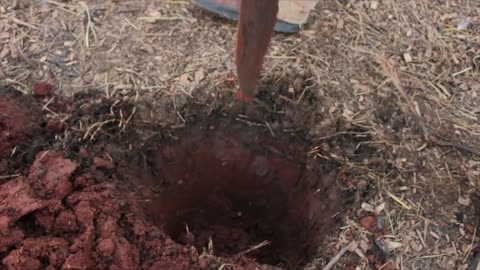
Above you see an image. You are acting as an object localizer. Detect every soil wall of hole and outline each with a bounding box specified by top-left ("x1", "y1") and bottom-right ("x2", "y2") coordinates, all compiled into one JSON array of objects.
[{"x1": 121, "y1": 118, "x2": 348, "y2": 268}]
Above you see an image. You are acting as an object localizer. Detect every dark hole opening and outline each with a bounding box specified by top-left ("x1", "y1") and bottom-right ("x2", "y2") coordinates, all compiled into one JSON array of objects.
[{"x1": 140, "y1": 120, "x2": 343, "y2": 268}]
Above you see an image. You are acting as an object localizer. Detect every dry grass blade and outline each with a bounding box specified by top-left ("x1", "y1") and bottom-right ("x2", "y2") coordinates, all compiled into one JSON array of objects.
[
  {"x1": 0, "y1": 174, "x2": 20, "y2": 180},
  {"x1": 373, "y1": 54, "x2": 430, "y2": 140},
  {"x1": 235, "y1": 240, "x2": 271, "y2": 257},
  {"x1": 372, "y1": 52, "x2": 480, "y2": 156},
  {"x1": 322, "y1": 241, "x2": 358, "y2": 270},
  {"x1": 81, "y1": 2, "x2": 97, "y2": 48}
]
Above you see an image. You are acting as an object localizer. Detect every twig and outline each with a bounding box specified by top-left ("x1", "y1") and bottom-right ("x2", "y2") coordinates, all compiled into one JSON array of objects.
[
  {"x1": 83, "y1": 119, "x2": 116, "y2": 141},
  {"x1": 433, "y1": 138, "x2": 480, "y2": 156},
  {"x1": 0, "y1": 174, "x2": 20, "y2": 180},
  {"x1": 463, "y1": 226, "x2": 477, "y2": 263},
  {"x1": 322, "y1": 241, "x2": 358, "y2": 270},
  {"x1": 386, "y1": 190, "x2": 411, "y2": 210},
  {"x1": 235, "y1": 240, "x2": 270, "y2": 257},
  {"x1": 3, "y1": 16, "x2": 40, "y2": 30}
]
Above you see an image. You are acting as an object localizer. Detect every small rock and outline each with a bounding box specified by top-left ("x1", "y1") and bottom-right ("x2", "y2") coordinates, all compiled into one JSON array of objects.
[
  {"x1": 33, "y1": 82, "x2": 54, "y2": 97},
  {"x1": 62, "y1": 252, "x2": 91, "y2": 269},
  {"x1": 360, "y1": 215, "x2": 377, "y2": 232},
  {"x1": 178, "y1": 73, "x2": 191, "y2": 86},
  {"x1": 78, "y1": 148, "x2": 90, "y2": 158},
  {"x1": 376, "y1": 216, "x2": 385, "y2": 231},
  {"x1": 93, "y1": 157, "x2": 114, "y2": 170},
  {"x1": 370, "y1": 0, "x2": 379, "y2": 10}
]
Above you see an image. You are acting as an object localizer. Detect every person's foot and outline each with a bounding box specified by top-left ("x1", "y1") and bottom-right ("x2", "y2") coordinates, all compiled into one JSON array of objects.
[{"x1": 191, "y1": 0, "x2": 301, "y2": 33}]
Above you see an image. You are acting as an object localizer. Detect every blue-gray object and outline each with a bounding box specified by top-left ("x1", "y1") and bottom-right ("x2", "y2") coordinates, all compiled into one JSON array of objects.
[{"x1": 191, "y1": 0, "x2": 300, "y2": 33}]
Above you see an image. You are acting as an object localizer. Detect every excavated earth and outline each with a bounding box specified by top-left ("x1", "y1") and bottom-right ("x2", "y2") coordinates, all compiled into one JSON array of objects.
[{"x1": 0, "y1": 85, "x2": 356, "y2": 270}]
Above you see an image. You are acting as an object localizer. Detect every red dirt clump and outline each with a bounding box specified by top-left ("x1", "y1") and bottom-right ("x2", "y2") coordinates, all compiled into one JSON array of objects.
[
  {"x1": 33, "y1": 82, "x2": 54, "y2": 97},
  {"x1": 28, "y1": 151, "x2": 78, "y2": 200},
  {"x1": 0, "y1": 176, "x2": 48, "y2": 252},
  {"x1": 360, "y1": 215, "x2": 377, "y2": 232},
  {"x1": 3, "y1": 237, "x2": 69, "y2": 269},
  {"x1": 1, "y1": 150, "x2": 218, "y2": 269}
]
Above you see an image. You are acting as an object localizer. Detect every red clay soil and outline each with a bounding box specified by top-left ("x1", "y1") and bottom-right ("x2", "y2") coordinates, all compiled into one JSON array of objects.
[
  {"x1": 0, "y1": 155, "x2": 204, "y2": 270},
  {"x1": 0, "y1": 86, "x2": 346, "y2": 270}
]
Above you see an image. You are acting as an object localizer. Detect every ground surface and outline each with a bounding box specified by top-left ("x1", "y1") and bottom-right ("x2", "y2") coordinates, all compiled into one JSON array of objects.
[{"x1": 0, "y1": 0, "x2": 479, "y2": 269}]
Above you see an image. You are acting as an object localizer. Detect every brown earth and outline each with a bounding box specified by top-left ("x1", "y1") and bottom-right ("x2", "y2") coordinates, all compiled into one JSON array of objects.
[{"x1": 0, "y1": 86, "x2": 355, "y2": 270}]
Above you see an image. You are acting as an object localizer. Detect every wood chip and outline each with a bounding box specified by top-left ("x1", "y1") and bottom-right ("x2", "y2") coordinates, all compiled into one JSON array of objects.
[
  {"x1": 375, "y1": 202, "x2": 385, "y2": 214},
  {"x1": 370, "y1": 1, "x2": 379, "y2": 10},
  {"x1": 337, "y1": 18, "x2": 344, "y2": 30},
  {"x1": 384, "y1": 240, "x2": 403, "y2": 250},
  {"x1": 458, "y1": 195, "x2": 471, "y2": 206},
  {"x1": 361, "y1": 202, "x2": 375, "y2": 212},
  {"x1": 194, "y1": 69, "x2": 206, "y2": 82},
  {"x1": 0, "y1": 46, "x2": 8, "y2": 59},
  {"x1": 403, "y1": 52, "x2": 412, "y2": 63}
]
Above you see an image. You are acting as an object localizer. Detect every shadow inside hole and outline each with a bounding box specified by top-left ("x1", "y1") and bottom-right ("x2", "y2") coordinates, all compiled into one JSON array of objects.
[{"x1": 138, "y1": 118, "x2": 345, "y2": 268}]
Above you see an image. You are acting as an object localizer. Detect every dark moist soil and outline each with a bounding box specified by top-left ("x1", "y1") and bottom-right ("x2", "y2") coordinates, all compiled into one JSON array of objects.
[
  {"x1": 0, "y1": 85, "x2": 359, "y2": 270},
  {"x1": 0, "y1": 86, "x2": 45, "y2": 176}
]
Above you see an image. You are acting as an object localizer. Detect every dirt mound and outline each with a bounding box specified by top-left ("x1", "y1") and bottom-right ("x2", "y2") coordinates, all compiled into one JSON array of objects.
[{"x1": 1, "y1": 149, "x2": 222, "y2": 270}]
